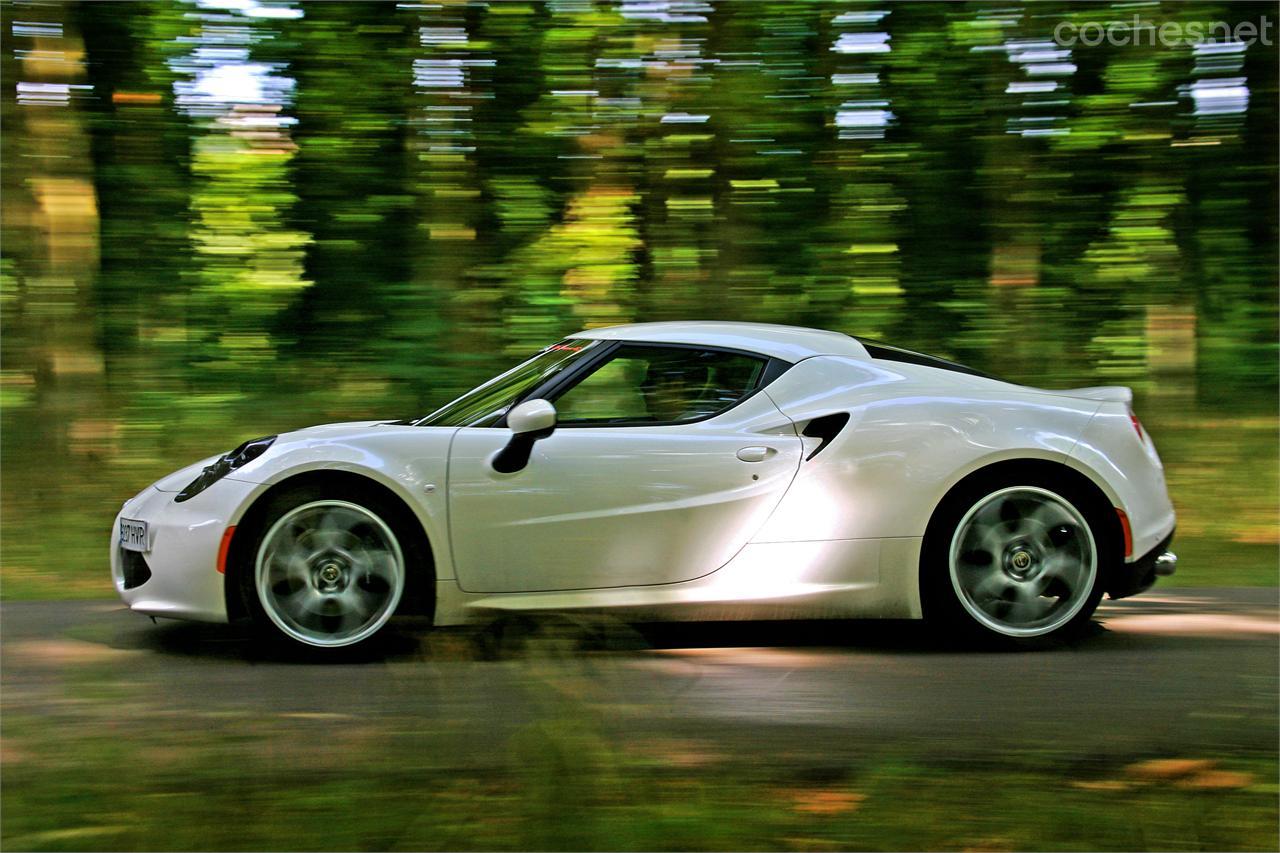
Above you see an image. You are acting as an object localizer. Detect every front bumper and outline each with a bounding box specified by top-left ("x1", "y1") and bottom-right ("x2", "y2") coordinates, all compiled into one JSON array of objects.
[
  {"x1": 110, "y1": 477, "x2": 260, "y2": 623},
  {"x1": 1106, "y1": 529, "x2": 1176, "y2": 600}
]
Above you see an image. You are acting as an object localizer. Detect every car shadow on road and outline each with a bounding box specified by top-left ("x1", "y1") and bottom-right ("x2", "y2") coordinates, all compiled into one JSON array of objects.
[
  {"x1": 107, "y1": 609, "x2": 1159, "y2": 665},
  {"x1": 116, "y1": 617, "x2": 427, "y2": 664}
]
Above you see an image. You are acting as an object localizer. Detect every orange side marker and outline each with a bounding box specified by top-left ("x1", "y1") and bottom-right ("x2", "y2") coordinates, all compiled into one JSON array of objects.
[
  {"x1": 1115, "y1": 509, "x2": 1133, "y2": 558},
  {"x1": 216, "y1": 525, "x2": 237, "y2": 574}
]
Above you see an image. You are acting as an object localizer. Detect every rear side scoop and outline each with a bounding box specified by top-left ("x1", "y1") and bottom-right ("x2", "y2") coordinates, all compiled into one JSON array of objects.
[{"x1": 1041, "y1": 385, "x2": 1133, "y2": 405}]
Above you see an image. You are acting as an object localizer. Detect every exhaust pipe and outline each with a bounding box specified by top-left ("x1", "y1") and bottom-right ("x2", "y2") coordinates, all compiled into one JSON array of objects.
[{"x1": 1154, "y1": 551, "x2": 1178, "y2": 577}]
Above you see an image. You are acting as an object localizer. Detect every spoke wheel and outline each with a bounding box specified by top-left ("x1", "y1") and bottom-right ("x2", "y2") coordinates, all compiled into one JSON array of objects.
[
  {"x1": 948, "y1": 486, "x2": 1097, "y2": 638},
  {"x1": 255, "y1": 500, "x2": 405, "y2": 648}
]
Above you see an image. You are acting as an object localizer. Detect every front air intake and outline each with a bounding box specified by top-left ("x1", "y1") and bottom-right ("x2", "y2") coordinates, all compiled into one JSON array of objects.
[{"x1": 120, "y1": 549, "x2": 152, "y2": 590}]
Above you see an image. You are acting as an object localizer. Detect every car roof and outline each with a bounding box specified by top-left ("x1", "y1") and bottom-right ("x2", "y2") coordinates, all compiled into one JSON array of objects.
[{"x1": 568, "y1": 321, "x2": 870, "y2": 363}]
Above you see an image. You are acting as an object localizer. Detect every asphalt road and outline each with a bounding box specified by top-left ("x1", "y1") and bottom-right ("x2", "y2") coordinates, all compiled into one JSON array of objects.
[{"x1": 3, "y1": 588, "x2": 1277, "y2": 766}]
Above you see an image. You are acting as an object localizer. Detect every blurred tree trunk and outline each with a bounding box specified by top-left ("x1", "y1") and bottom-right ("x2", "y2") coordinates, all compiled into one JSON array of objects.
[
  {"x1": 0, "y1": 3, "x2": 114, "y2": 538},
  {"x1": 76, "y1": 2, "x2": 199, "y2": 448},
  {"x1": 1190, "y1": 20, "x2": 1280, "y2": 408},
  {"x1": 286, "y1": 2, "x2": 415, "y2": 371}
]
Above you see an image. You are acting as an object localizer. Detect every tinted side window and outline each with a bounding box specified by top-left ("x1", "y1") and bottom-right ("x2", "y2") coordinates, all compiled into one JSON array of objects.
[{"x1": 553, "y1": 345, "x2": 767, "y2": 426}]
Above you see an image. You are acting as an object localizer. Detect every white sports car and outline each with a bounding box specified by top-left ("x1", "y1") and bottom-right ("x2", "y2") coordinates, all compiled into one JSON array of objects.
[{"x1": 112, "y1": 322, "x2": 1177, "y2": 651}]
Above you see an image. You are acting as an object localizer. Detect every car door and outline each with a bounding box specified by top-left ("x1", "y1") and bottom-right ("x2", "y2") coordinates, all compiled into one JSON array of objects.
[{"x1": 446, "y1": 343, "x2": 803, "y2": 593}]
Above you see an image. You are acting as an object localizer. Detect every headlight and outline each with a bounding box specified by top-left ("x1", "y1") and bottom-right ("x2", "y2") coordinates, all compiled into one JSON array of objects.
[{"x1": 174, "y1": 435, "x2": 276, "y2": 503}]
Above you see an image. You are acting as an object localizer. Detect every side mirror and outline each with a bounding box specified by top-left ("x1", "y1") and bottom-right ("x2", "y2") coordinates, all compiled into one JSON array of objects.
[
  {"x1": 492, "y1": 399, "x2": 557, "y2": 473},
  {"x1": 507, "y1": 398, "x2": 557, "y2": 435}
]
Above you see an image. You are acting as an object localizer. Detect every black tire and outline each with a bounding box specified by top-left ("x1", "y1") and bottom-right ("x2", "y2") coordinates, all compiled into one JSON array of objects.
[
  {"x1": 236, "y1": 482, "x2": 432, "y2": 654},
  {"x1": 921, "y1": 470, "x2": 1113, "y2": 645}
]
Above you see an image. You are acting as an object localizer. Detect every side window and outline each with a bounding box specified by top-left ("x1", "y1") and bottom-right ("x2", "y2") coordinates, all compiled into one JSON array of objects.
[{"x1": 553, "y1": 345, "x2": 766, "y2": 425}]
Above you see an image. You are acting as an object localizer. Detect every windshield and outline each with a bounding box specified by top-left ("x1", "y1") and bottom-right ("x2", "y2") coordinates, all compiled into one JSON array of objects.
[{"x1": 416, "y1": 340, "x2": 600, "y2": 427}]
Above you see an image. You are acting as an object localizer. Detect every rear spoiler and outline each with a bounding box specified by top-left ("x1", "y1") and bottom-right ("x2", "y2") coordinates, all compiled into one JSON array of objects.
[{"x1": 1043, "y1": 386, "x2": 1133, "y2": 405}]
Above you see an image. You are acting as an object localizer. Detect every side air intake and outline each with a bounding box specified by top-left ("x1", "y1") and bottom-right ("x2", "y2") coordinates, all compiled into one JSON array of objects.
[{"x1": 801, "y1": 412, "x2": 850, "y2": 461}]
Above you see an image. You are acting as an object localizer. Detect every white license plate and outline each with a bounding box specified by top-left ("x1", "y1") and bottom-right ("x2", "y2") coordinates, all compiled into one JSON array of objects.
[{"x1": 119, "y1": 518, "x2": 149, "y2": 552}]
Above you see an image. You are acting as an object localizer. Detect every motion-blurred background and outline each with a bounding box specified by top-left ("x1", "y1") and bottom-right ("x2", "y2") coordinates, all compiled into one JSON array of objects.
[{"x1": 2, "y1": 1, "x2": 1276, "y2": 595}]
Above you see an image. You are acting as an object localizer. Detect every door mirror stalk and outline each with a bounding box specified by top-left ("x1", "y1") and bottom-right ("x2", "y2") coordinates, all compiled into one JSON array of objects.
[{"x1": 492, "y1": 399, "x2": 557, "y2": 473}]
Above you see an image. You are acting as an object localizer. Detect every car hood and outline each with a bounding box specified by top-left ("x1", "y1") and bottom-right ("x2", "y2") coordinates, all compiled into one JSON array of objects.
[{"x1": 276, "y1": 420, "x2": 392, "y2": 440}]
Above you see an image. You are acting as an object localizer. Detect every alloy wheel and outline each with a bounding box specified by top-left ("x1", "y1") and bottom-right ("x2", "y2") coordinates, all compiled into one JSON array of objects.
[
  {"x1": 948, "y1": 486, "x2": 1097, "y2": 637},
  {"x1": 255, "y1": 500, "x2": 405, "y2": 647}
]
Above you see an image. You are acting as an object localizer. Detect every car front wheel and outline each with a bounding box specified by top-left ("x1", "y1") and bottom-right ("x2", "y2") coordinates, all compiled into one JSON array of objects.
[{"x1": 247, "y1": 493, "x2": 407, "y2": 650}]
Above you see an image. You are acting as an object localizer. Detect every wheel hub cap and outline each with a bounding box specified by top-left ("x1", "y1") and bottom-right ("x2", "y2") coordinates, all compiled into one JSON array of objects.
[
  {"x1": 317, "y1": 561, "x2": 344, "y2": 588},
  {"x1": 1007, "y1": 547, "x2": 1034, "y2": 577}
]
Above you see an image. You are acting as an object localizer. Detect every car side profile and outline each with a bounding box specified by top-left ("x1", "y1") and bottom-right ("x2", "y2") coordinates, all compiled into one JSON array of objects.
[{"x1": 111, "y1": 321, "x2": 1177, "y2": 651}]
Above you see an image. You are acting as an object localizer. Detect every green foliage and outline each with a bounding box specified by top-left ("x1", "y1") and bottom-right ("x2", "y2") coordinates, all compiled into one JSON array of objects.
[
  {"x1": 2, "y1": 707, "x2": 1276, "y2": 851},
  {"x1": 0, "y1": 1, "x2": 1276, "y2": 596}
]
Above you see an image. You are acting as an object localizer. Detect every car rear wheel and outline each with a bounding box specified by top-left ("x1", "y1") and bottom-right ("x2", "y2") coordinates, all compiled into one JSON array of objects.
[
  {"x1": 248, "y1": 493, "x2": 407, "y2": 650},
  {"x1": 924, "y1": 477, "x2": 1108, "y2": 642}
]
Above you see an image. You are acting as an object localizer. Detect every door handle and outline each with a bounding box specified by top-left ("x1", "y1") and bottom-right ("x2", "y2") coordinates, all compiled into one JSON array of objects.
[{"x1": 736, "y1": 446, "x2": 775, "y2": 463}]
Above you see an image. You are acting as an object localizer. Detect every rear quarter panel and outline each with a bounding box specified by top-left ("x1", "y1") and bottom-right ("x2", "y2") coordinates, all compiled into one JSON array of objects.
[
  {"x1": 1070, "y1": 405, "x2": 1176, "y2": 558},
  {"x1": 754, "y1": 356, "x2": 1108, "y2": 543}
]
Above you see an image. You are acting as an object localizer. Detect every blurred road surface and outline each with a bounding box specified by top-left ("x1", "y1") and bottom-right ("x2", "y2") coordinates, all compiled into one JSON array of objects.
[{"x1": 3, "y1": 588, "x2": 1276, "y2": 765}]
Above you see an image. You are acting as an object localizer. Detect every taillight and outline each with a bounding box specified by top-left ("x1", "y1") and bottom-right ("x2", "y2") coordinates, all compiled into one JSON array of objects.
[{"x1": 1128, "y1": 409, "x2": 1144, "y2": 442}]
